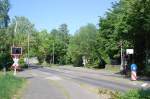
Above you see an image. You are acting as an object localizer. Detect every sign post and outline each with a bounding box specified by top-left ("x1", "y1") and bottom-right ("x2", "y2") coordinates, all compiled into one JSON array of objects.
[
  {"x1": 126, "y1": 49, "x2": 137, "y2": 80},
  {"x1": 12, "y1": 55, "x2": 19, "y2": 76},
  {"x1": 131, "y1": 63, "x2": 137, "y2": 81},
  {"x1": 82, "y1": 56, "x2": 87, "y2": 67},
  {"x1": 11, "y1": 47, "x2": 22, "y2": 76}
]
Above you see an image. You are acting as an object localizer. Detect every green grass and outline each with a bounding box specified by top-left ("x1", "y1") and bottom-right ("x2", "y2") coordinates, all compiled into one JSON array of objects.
[
  {"x1": 105, "y1": 65, "x2": 120, "y2": 72},
  {"x1": 101, "y1": 88, "x2": 150, "y2": 99},
  {"x1": 97, "y1": 87, "x2": 150, "y2": 99},
  {"x1": 119, "y1": 89, "x2": 150, "y2": 99},
  {"x1": 0, "y1": 73, "x2": 26, "y2": 99}
]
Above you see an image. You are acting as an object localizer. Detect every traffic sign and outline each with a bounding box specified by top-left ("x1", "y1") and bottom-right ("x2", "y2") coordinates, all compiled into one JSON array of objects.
[
  {"x1": 131, "y1": 64, "x2": 137, "y2": 71},
  {"x1": 12, "y1": 55, "x2": 19, "y2": 76},
  {"x1": 126, "y1": 49, "x2": 134, "y2": 54}
]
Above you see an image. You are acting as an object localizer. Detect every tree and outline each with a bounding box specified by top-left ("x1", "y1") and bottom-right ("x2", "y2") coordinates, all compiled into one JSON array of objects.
[
  {"x1": 0, "y1": 0, "x2": 11, "y2": 70},
  {"x1": 68, "y1": 24, "x2": 98, "y2": 67},
  {"x1": 0, "y1": 0, "x2": 10, "y2": 28},
  {"x1": 7, "y1": 16, "x2": 36, "y2": 58},
  {"x1": 97, "y1": 0, "x2": 150, "y2": 75},
  {"x1": 49, "y1": 24, "x2": 70, "y2": 64},
  {"x1": 33, "y1": 30, "x2": 53, "y2": 63}
]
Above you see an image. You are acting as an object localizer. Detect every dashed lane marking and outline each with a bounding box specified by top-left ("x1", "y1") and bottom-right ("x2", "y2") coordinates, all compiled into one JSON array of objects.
[
  {"x1": 29, "y1": 73, "x2": 37, "y2": 76},
  {"x1": 45, "y1": 76, "x2": 62, "y2": 81}
]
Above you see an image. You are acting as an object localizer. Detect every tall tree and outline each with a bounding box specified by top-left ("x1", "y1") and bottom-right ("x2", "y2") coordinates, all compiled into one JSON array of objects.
[
  {"x1": 51, "y1": 24, "x2": 70, "y2": 64},
  {"x1": 97, "y1": 0, "x2": 150, "y2": 74},
  {"x1": 68, "y1": 24, "x2": 97, "y2": 66},
  {"x1": 8, "y1": 16, "x2": 36, "y2": 57},
  {"x1": 0, "y1": 0, "x2": 11, "y2": 70},
  {"x1": 0, "y1": 0, "x2": 10, "y2": 28}
]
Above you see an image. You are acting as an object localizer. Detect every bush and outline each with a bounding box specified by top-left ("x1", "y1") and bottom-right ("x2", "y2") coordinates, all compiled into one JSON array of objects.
[
  {"x1": 145, "y1": 64, "x2": 150, "y2": 76},
  {"x1": 98, "y1": 58, "x2": 106, "y2": 68},
  {"x1": 73, "y1": 55, "x2": 83, "y2": 67},
  {"x1": 37, "y1": 56, "x2": 45, "y2": 64},
  {"x1": 19, "y1": 57, "x2": 26, "y2": 67},
  {"x1": 119, "y1": 89, "x2": 150, "y2": 99},
  {"x1": 0, "y1": 53, "x2": 13, "y2": 70}
]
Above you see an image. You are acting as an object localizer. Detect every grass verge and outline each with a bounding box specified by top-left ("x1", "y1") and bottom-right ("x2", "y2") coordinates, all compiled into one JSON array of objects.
[
  {"x1": 119, "y1": 89, "x2": 150, "y2": 99},
  {"x1": 98, "y1": 88, "x2": 150, "y2": 99},
  {"x1": 79, "y1": 82, "x2": 150, "y2": 99},
  {"x1": 105, "y1": 65, "x2": 120, "y2": 72},
  {"x1": 0, "y1": 73, "x2": 26, "y2": 99}
]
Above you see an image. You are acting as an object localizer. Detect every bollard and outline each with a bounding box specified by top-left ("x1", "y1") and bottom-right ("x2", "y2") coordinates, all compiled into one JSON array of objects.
[{"x1": 131, "y1": 63, "x2": 137, "y2": 81}]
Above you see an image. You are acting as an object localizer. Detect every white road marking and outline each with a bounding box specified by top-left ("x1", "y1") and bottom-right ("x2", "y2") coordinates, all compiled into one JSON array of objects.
[
  {"x1": 141, "y1": 83, "x2": 148, "y2": 87},
  {"x1": 45, "y1": 76, "x2": 62, "y2": 81},
  {"x1": 41, "y1": 72, "x2": 51, "y2": 75},
  {"x1": 132, "y1": 83, "x2": 137, "y2": 85},
  {"x1": 64, "y1": 70, "x2": 72, "y2": 73},
  {"x1": 29, "y1": 73, "x2": 37, "y2": 76}
]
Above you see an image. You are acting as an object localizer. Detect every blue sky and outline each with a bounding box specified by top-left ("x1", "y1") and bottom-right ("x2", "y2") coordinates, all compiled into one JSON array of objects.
[{"x1": 9, "y1": 0, "x2": 116, "y2": 34}]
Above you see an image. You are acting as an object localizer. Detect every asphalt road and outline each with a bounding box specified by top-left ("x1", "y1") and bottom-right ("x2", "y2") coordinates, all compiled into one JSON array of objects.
[
  {"x1": 19, "y1": 65, "x2": 150, "y2": 99},
  {"x1": 38, "y1": 66, "x2": 150, "y2": 91}
]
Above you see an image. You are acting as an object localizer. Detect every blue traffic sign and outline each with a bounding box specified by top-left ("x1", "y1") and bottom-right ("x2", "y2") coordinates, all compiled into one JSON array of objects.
[{"x1": 131, "y1": 64, "x2": 137, "y2": 71}]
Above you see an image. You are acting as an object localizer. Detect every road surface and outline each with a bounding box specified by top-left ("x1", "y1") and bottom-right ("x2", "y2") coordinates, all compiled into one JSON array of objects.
[{"x1": 19, "y1": 65, "x2": 150, "y2": 99}]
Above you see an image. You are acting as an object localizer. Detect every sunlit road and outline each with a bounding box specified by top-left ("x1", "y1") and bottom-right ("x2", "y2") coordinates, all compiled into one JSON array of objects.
[{"x1": 19, "y1": 65, "x2": 150, "y2": 99}]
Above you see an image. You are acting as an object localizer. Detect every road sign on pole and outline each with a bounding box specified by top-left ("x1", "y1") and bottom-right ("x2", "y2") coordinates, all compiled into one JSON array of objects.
[
  {"x1": 126, "y1": 49, "x2": 134, "y2": 54},
  {"x1": 131, "y1": 63, "x2": 137, "y2": 81}
]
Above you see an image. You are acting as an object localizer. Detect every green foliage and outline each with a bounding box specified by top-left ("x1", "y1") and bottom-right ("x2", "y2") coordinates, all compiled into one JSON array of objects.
[
  {"x1": 8, "y1": 16, "x2": 36, "y2": 56},
  {"x1": 0, "y1": 0, "x2": 10, "y2": 28},
  {"x1": 97, "y1": 0, "x2": 150, "y2": 74},
  {"x1": 19, "y1": 57, "x2": 25, "y2": 67},
  {"x1": 0, "y1": 52, "x2": 12, "y2": 70},
  {"x1": 0, "y1": 29, "x2": 13, "y2": 70},
  {"x1": 33, "y1": 24, "x2": 70, "y2": 65},
  {"x1": 0, "y1": 73, "x2": 26, "y2": 99},
  {"x1": 97, "y1": 0, "x2": 133, "y2": 64},
  {"x1": 68, "y1": 24, "x2": 98, "y2": 67},
  {"x1": 0, "y1": 0, "x2": 12, "y2": 70},
  {"x1": 119, "y1": 89, "x2": 150, "y2": 99},
  {"x1": 73, "y1": 55, "x2": 83, "y2": 67},
  {"x1": 98, "y1": 88, "x2": 150, "y2": 99}
]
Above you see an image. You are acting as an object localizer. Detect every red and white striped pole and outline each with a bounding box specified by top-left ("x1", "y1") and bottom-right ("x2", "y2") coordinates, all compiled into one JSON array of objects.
[
  {"x1": 131, "y1": 63, "x2": 137, "y2": 81},
  {"x1": 131, "y1": 71, "x2": 137, "y2": 81}
]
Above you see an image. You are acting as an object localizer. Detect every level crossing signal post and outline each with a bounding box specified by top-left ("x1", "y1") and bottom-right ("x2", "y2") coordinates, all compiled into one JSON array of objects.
[{"x1": 11, "y1": 47, "x2": 22, "y2": 76}]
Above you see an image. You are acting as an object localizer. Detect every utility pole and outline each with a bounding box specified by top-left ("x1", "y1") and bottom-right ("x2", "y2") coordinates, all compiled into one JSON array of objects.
[
  {"x1": 53, "y1": 42, "x2": 55, "y2": 64},
  {"x1": 13, "y1": 20, "x2": 18, "y2": 46},
  {"x1": 120, "y1": 40, "x2": 123, "y2": 71},
  {"x1": 27, "y1": 31, "x2": 30, "y2": 68}
]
